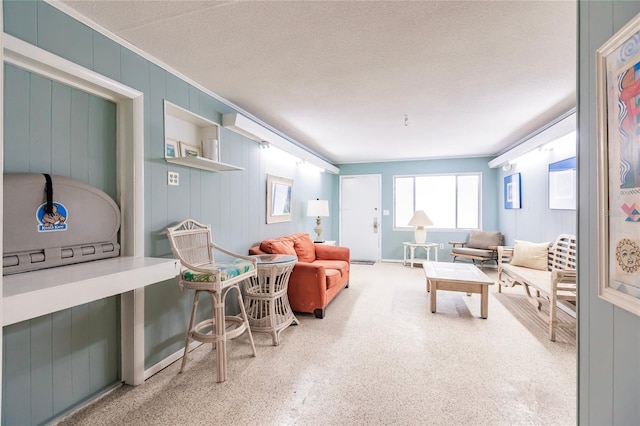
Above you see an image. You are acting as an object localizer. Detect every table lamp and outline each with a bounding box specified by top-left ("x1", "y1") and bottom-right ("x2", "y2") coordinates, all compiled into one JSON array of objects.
[
  {"x1": 307, "y1": 199, "x2": 329, "y2": 242},
  {"x1": 408, "y1": 210, "x2": 433, "y2": 243}
]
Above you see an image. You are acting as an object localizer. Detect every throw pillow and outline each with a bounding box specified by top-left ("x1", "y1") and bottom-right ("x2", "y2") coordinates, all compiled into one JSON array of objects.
[
  {"x1": 291, "y1": 233, "x2": 316, "y2": 263},
  {"x1": 510, "y1": 240, "x2": 551, "y2": 271},
  {"x1": 268, "y1": 239, "x2": 297, "y2": 256}
]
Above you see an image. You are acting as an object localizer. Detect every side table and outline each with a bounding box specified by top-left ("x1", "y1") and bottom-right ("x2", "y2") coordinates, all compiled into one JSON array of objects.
[
  {"x1": 314, "y1": 240, "x2": 336, "y2": 246},
  {"x1": 403, "y1": 242, "x2": 439, "y2": 268},
  {"x1": 244, "y1": 254, "x2": 298, "y2": 345}
]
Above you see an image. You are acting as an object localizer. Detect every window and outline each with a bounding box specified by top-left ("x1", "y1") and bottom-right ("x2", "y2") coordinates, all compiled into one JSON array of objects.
[{"x1": 394, "y1": 173, "x2": 481, "y2": 230}]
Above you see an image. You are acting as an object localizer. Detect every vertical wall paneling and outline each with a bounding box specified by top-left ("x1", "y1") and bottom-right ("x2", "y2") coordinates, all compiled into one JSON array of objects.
[
  {"x1": 36, "y1": 1, "x2": 93, "y2": 70},
  {"x1": 3, "y1": 1, "x2": 36, "y2": 46},
  {"x1": 28, "y1": 73, "x2": 51, "y2": 172},
  {"x1": 4, "y1": 1, "x2": 338, "y2": 422},
  {"x1": 496, "y1": 140, "x2": 577, "y2": 244},
  {"x1": 91, "y1": 32, "x2": 120, "y2": 83},
  {"x1": 51, "y1": 311, "x2": 73, "y2": 414},
  {"x1": 69, "y1": 90, "x2": 89, "y2": 182},
  {"x1": 1, "y1": 2, "x2": 5, "y2": 420},
  {"x1": 29, "y1": 316, "x2": 52, "y2": 424},
  {"x1": 2, "y1": 322, "x2": 31, "y2": 424},
  {"x1": 51, "y1": 82, "x2": 72, "y2": 176},
  {"x1": 3, "y1": 64, "x2": 30, "y2": 172},
  {"x1": 70, "y1": 305, "x2": 90, "y2": 404},
  {"x1": 578, "y1": 1, "x2": 640, "y2": 424},
  {"x1": 148, "y1": 63, "x2": 168, "y2": 255},
  {"x1": 2, "y1": 64, "x2": 120, "y2": 424}
]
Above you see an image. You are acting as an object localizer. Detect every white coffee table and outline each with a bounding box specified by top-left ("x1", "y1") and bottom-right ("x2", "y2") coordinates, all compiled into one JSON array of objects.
[{"x1": 423, "y1": 262, "x2": 494, "y2": 319}]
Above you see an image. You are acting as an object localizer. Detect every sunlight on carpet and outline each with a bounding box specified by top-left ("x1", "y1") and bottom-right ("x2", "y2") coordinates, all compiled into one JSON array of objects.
[{"x1": 494, "y1": 291, "x2": 576, "y2": 345}]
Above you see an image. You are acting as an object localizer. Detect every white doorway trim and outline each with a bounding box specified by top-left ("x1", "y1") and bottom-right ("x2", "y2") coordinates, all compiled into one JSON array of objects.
[{"x1": 3, "y1": 33, "x2": 146, "y2": 385}]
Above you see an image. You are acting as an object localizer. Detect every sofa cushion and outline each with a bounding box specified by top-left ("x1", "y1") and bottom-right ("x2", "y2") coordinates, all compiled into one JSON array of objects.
[
  {"x1": 510, "y1": 240, "x2": 551, "y2": 271},
  {"x1": 182, "y1": 260, "x2": 255, "y2": 282},
  {"x1": 468, "y1": 230, "x2": 503, "y2": 249},
  {"x1": 324, "y1": 269, "x2": 343, "y2": 290},
  {"x1": 314, "y1": 259, "x2": 350, "y2": 278},
  {"x1": 452, "y1": 247, "x2": 495, "y2": 259}
]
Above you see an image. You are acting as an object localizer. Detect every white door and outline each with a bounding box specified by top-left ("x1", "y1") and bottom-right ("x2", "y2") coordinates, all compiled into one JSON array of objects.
[{"x1": 340, "y1": 175, "x2": 381, "y2": 262}]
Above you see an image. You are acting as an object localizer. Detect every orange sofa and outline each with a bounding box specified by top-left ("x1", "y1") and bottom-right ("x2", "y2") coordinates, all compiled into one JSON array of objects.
[{"x1": 249, "y1": 233, "x2": 350, "y2": 318}]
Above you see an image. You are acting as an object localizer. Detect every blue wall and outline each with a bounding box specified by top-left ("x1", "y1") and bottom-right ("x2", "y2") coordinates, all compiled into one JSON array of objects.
[
  {"x1": 497, "y1": 138, "x2": 577, "y2": 244},
  {"x1": 3, "y1": 64, "x2": 121, "y2": 425},
  {"x1": 338, "y1": 157, "x2": 499, "y2": 260},
  {"x1": 578, "y1": 1, "x2": 640, "y2": 424},
  {"x1": 2, "y1": 1, "x2": 336, "y2": 424}
]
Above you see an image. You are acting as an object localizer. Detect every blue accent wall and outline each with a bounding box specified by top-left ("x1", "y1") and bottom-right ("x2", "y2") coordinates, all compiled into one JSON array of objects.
[
  {"x1": 578, "y1": 1, "x2": 640, "y2": 424},
  {"x1": 338, "y1": 157, "x2": 498, "y2": 261},
  {"x1": 496, "y1": 141, "x2": 577, "y2": 244},
  {"x1": 3, "y1": 1, "x2": 336, "y2": 424},
  {"x1": 3, "y1": 64, "x2": 120, "y2": 426}
]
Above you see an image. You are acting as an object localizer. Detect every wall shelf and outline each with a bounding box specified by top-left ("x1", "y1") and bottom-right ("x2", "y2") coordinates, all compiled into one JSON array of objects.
[
  {"x1": 164, "y1": 100, "x2": 243, "y2": 172},
  {"x1": 166, "y1": 156, "x2": 243, "y2": 172}
]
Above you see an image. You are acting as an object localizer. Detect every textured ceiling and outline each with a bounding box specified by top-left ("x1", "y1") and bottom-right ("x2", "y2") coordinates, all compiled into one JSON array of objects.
[{"x1": 59, "y1": 0, "x2": 576, "y2": 165}]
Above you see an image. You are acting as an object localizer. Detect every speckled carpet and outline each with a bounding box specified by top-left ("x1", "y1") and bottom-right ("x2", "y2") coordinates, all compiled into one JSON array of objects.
[{"x1": 58, "y1": 262, "x2": 576, "y2": 426}]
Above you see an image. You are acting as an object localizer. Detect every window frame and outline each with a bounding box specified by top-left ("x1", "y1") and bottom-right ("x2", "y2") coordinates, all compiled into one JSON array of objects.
[{"x1": 393, "y1": 172, "x2": 482, "y2": 231}]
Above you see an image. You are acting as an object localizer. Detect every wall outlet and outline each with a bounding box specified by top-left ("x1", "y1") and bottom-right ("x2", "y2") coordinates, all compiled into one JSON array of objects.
[
  {"x1": 439, "y1": 243, "x2": 444, "y2": 249},
  {"x1": 168, "y1": 171, "x2": 179, "y2": 186}
]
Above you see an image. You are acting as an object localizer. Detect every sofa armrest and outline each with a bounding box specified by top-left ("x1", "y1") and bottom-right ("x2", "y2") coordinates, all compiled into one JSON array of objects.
[
  {"x1": 288, "y1": 261, "x2": 328, "y2": 312},
  {"x1": 449, "y1": 241, "x2": 466, "y2": 247},
  {"x1": 497, "y1": 246, "x2": 514, "y2": 266},
  {"x1": 315, "y1": 244, "x2": 350, "y2": 262}
]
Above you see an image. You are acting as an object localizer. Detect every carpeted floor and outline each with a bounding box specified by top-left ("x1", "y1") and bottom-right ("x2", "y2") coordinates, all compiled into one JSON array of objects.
[{"x1": 58, "y1": 262, "x2": 576, "y2": 426}]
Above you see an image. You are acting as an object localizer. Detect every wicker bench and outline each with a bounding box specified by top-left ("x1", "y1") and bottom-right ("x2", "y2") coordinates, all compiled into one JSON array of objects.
[{"x1": 497, "y1": 234, "x2": 577, "y2": 341}]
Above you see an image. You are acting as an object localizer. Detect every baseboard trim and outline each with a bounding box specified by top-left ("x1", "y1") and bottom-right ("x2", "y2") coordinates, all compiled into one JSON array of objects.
[{"x1": 144, "y1": 341, "x2": 203, "y2": 380}]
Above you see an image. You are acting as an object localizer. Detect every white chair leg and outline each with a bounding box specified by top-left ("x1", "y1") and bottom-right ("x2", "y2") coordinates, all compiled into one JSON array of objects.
[
  {"x1": 181, "y1": 290, "x2": 200, "y2": 372},
  {"x1": 233, "y1": 284, "x2": 257, "y2": 356}
]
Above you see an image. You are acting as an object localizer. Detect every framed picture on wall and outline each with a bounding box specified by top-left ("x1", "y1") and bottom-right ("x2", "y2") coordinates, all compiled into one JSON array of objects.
[
  {"x1": 165, "y1": 139, "x2": 178, "y2": 158},
  {"x1": 549, "y1": 157, "x2": 576, "y2": 210},
  {"x1": 266, "y1": 174, "x2": 293, "y2": 224},
  {"x1": 596, "y1": 13, "x2": 640, "y2": 316},
  {"x1": 504, "y1": 173, "x2": 521, "y2": 209},
  {"x1": 179, "y1": 142, "x2": 201, "y2": 158}
]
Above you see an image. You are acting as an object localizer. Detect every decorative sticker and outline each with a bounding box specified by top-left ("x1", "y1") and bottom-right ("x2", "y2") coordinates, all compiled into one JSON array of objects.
[{"x1": 36, "y1": 201, "x2": 68, "y2": 232}]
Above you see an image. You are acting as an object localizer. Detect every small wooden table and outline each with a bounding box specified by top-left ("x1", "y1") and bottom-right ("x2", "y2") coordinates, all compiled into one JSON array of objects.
[{"x1": 423, "y1": 262, "x2": 494, "y2": 319}]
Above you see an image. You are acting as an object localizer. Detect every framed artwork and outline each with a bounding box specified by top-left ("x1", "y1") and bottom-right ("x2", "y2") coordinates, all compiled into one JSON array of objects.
[
  {"x1": 596, "y1": 13, "x2": 640, "y2": 316},
  {"x1": 504, "y1": 173, "x2": 521, "y2": 209},
  {"x1": 266, "y1": 174, "x2": 293, "y2": 224},
  {"x1": 165, "y1": 139, "x2": 178, "y2": 158},
  {"x1": 179, "y1": 142, "x2": 201, "y2": 158},
  {"x1": 549, "y1": 157, "x2": 576, "y2": 210}
]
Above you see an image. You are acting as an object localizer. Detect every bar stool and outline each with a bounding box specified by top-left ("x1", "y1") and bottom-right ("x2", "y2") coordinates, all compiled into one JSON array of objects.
[{"x1": 166, "y1": 219, "x2": 257, "y2": 382}]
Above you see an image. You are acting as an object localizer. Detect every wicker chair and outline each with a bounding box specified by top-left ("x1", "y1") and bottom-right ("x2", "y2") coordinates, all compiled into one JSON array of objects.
[{"x1": 166, "y1": 219, "x2": 257, "y2": 382}]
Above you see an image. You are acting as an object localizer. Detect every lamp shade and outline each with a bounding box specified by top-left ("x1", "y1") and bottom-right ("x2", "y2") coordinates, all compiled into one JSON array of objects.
[
  {"x1": 307, "y1": 199, "x2": 329, "y2": 217},
  {"x1": 408, "y1": 210, "x2": 433, "y2": 227}
]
